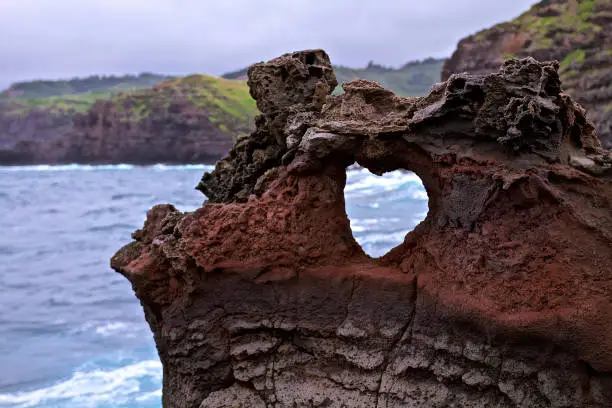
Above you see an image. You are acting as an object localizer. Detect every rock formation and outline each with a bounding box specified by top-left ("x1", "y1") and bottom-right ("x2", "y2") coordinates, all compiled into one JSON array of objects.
[
  {"x1": 112, "y1": 49, "x2": 612, "y2": 407},
  {"x1": 442, "y1": 0, "x2": 612, "y2": 149}
]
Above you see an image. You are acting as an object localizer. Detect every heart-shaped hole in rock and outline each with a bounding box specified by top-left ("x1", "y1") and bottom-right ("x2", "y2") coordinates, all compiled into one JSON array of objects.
[{"x1": 344, "y1": 166, "x2": 429, "y2": 258}]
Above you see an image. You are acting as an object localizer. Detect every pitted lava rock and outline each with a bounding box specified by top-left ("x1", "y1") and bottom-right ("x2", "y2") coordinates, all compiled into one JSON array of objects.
[
  {"x1": 112, "y1": 49, "x2": 612, "y2": 407},
  {"x1": 442, "y1": 0, "x2": 612, "y2": 149}
]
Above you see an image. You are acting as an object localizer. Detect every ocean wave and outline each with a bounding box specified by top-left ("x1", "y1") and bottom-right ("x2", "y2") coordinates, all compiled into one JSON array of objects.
[
  {"x1": 94, "y1": 322, "x2": 133, "y2": 338},
  {"x1": 134, "y1": 389, "x2": 162, "y2": 402},
  {"x1": 0, "y1": 246, "x2": 14, "y2": 256},
  {"x1": 355, "y1": 230, "x2": 414, "y2": 258},
  {"x1": 344, "y1": 169, "x2": 423, "y2": 193},
  {"x1": 411, "y1": 190, "x2": 429, "y2": 201},
  {"x1": 86, "y1": 223, "x2": 137, "y2": 233},
  {"x1": 356, "y1": 229, "x2": 412, "y2": 245},
  {"x1": 110, "y1": 193, "x2": 153, "y2": 201},
  {"x1": 150, "y1": 164, "x2": 213, "y2": 171},
  {"x1": 0, "y1": 164, "x2": 214, "y2": 172},
  {"x1": 72, "y1": 321, "x2": 136, "y2": 338},
  {"x1": 0, "y1": 164, "x2": 135, "y2": 172},
  {"x1": 68, "y1": 321, "x2": 145, "y2": 340},
  {"x1": 413, "y1": 211, "x2": 429, "y2": 221},
  {"x1": 346, "y1": 167, "x2": 422, "y2": 180},
  {"x1": 80, "y1": 206, "x2": 124, "y2": 217},
  {"x1": 361, "y1": 184, "x2": 428, "y2": 203},
  {"x1": 350, "y1": 217, "x2": 402, "y2": 232},
  {"x1": 0, "y1": 360, "x2": 162, "y2": 408}
]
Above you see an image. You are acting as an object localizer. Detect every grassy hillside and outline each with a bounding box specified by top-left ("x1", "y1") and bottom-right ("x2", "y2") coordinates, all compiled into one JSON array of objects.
[
  {"x1": 0, "y1": 91, "x2": 114, "y2": 115},
  {"x1": 477, "y1": 0, "x2": 606, "y2": 56},
  {"x1": 0, "y1": 73, "x2": 171, "y2": 99},
  {"x1": 461, "y1": 0, "x2": 611, "y2": 81},
  {"x1": 0, "y1": 74, "x2": 259, "y2": 141},
  {"x1": 223, "y1": 58, "x2": 445, "y2": 97},
  {"x1": 443, "y1": 0, "x2": 612, "y2": 148},
  {"x1": 111, "y1": 75, "x2": 258, "y2": 132},
  {"x1": 1, "y1": 75, "x2": 256, "y2": 117}
]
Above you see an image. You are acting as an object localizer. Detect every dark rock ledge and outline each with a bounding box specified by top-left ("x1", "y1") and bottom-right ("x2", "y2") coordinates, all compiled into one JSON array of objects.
[{"x1": 112, "y1": 49, "x2": 612, "y2": 408}]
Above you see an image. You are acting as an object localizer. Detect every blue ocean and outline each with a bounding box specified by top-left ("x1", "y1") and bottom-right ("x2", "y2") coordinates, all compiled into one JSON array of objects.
[{"x1": 0, "y1": 165, "x2": 428, "y2": 407}]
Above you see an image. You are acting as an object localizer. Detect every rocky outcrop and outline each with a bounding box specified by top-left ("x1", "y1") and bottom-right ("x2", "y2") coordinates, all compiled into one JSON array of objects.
[
  {"x1": 112, "y1": 49, "x2": 612, "y2": 407},
  {"x1": 0, "y1": 75, "x2": 256, "y2": 165},
  {"x1": 442, "y1": 0, "x2": 612, "y2": 149}
]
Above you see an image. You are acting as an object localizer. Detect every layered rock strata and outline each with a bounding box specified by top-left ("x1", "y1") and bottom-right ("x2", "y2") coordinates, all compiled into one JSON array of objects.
[{"x1": 112, "y1": 49, "x2": 612, "y2": 407}]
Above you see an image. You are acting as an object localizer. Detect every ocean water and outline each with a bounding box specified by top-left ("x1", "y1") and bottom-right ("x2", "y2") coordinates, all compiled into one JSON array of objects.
[{"x1": 0, "y1": 164, "x2": 428, "y2": 408}]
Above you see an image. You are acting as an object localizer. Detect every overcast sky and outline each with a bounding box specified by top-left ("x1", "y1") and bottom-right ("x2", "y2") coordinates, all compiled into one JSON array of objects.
[{"x1": 0, "y1": 0, "x2": 536, "y2": 89}]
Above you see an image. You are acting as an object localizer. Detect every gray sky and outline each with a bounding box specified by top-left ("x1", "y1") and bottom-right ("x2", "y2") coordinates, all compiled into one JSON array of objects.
[{"x1": 0, "y1": 0, "x2": 536, "y2": 89}]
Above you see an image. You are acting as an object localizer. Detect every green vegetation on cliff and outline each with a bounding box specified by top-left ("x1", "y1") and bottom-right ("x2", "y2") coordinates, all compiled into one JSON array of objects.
[
  {"x1": 111, "y1": 75, "x2": 257, "y2": 135},
  {"x1": 0, "y1": 73, "x2": 171, "y2": 99},
  {"x1": 223, "y1": 58, "x2": 445, "y2": 97},
  {"x1": 0, "y1": 91, "x2": 113, "y2": 115},
  {"x1": 469, "y1": 0, "x2": 611, "y2": 79},
  {"x1": 444, "y1": 0, "x2": 612, "y2": 148},
  {"x1": 0, "y1": 74, "x2": 258, "y2": 142},
  {"x1": 514, "y1": 0, "x2": 604, "y2": 53},
  {"x1": 560, "y1": 49, "x2": 587, "y2": 70}
]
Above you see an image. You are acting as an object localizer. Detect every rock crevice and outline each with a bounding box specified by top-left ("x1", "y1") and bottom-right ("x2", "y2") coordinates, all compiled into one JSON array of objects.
[{"x1": 112, "y1": 49, "x2": 612, "y2": 407}]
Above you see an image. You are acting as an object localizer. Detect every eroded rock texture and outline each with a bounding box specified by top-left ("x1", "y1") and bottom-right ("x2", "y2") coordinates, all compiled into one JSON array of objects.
[
  {"x1": 442, "y1": 0, "x2": 612, "y2": 148},
  {"x1": 112, "y1": 50, "x2": 612, "y2": 407}
]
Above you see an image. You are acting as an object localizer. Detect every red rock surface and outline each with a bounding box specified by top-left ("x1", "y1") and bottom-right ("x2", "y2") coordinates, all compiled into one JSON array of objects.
[{"x1": 112, "y1": 50, "x2": 612, "y2": 407}]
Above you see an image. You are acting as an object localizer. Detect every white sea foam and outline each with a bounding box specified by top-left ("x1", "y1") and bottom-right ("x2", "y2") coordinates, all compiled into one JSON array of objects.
[
  {"x1": 350, "y1": 217, "x2": 404, "y2": 233},
  {"x1": 72, "y1": 321, "x2": 139, "y2": 339},
  {"x1": 151, "y1": 164, "x2": 213, "y2": 171},
  {"x1": 413, "y1": 211, "x2": 429, "y2": 221},
  {"x1": 0, "y1": 164, "x2": 213, "y2": 172},
  {"x1": 0, "y1": 360, "x2": 162, "y2": 408},
  {"x1": 411, "y1": 190, "x2": 429, "y2": 201},
  {"x1": 344, "y1": 169, "x2": 423, "y2": 193},
  {"x1": 134, "y1": 389, "x2": 162, "y2": 402},
  {"x1": 357, "y1": 229, "x2": 412, "y2": 246},
  {"x1": 94, "y1": 322, "x2": 130, "y2": 337},
  {"x1": 351, "y1": 218, "x2": 401, "y2": 227},
  {"x1": 0, "y1": 164, "x2": 134, "y2": 172},
  {"x1": 356, "y1": 229, "x2": 414, "y2": 258}
]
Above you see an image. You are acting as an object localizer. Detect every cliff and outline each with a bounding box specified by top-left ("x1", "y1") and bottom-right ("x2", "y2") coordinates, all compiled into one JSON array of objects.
[
  {"x1": 112, "y1": 50, "x2": 612, "y2": 407},
  {"x1": 442, "y1": 0, "x2": 612, "y2": 149},
  {"x1": 0, "y1": 75, "x2": 257, "y2": 164}
]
